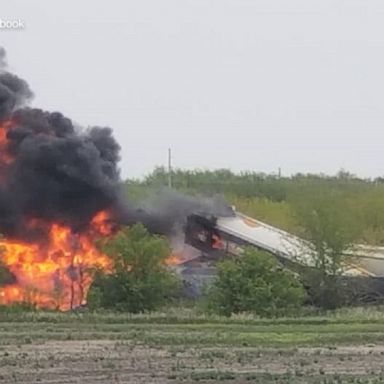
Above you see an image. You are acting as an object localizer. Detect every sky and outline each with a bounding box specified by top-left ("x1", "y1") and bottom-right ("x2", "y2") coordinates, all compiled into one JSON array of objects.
[{"x1": 1, "y1": 0, "x2": 384, "y2": 179}]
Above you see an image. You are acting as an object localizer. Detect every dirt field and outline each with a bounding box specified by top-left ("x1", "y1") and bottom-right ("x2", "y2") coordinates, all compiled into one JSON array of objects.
[{"x1": 1, "y1": 310, "x2": 384, "y2": 383}]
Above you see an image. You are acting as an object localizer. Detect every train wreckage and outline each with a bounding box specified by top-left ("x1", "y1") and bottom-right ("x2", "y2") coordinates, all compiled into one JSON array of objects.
[{"x1": 174, "y1": 210, "x2": 384, "y2": 300}]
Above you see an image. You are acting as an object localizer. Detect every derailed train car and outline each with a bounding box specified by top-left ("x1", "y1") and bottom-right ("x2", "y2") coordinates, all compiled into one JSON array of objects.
[{"x1": 183, "y1": 211, "x2": 384, "y2": 303}]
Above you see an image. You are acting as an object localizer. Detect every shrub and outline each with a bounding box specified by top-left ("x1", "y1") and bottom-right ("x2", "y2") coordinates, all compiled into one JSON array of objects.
[
  {"x1": 88, "y1": 224, "x2": 179, "y2": 312},
  {"x1": 206, "y1": 247, "x2": 306, "y2": 317}
]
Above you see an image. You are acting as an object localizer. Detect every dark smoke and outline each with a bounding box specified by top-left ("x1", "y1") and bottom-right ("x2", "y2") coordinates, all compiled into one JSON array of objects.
[
  {"x1": 0, "y1": 48, "x2": 121, "y2": 240},
  {"x1": 127, "y1": 189, "x2": 234, "y2": 235},
  {"x1": 0, "y1": 47, "x2": 233, "y2": 241},
  {"x1": 0, "y1": 75, "x2": 33, "y2": 121}
]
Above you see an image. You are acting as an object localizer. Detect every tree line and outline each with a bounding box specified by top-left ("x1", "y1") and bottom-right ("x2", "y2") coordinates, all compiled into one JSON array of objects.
[{"x1": 127, "y1": 167, "x2": 384, "y2": 246}]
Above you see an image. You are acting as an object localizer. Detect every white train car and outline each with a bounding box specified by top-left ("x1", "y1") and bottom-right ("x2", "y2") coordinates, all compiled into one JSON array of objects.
[{"x1": 186, "y1": 211, "x2": 384, "y2": 277}]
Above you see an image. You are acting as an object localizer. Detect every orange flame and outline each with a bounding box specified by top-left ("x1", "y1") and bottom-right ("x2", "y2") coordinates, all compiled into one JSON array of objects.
[
  {"x1": 0, "y1": 212, "x2": 113, "y2": 310},
  {"x1": 212, "y1": 233, "x2": 224, "y2": 250},
  {"x1": 91, "y1": 211, "x2": 115, "y2": 236}
]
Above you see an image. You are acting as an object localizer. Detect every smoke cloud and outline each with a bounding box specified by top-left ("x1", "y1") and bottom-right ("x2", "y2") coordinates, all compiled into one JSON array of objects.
[
  {"x1": 0, "y1": 48, "x2": 121, "y2": 240},
  {"x1": 0, "y1": 47, "x2": 233, "y2": 241},
  {"x1": 127, "y1": 188, "x2": 234, "y2": 235}
]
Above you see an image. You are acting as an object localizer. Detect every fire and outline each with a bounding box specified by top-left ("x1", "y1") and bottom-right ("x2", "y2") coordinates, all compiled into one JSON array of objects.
[
  {"x1": 0, "y1": 54, "x2": 127, "y2": 312},
  {"x1": 212, "y1": 233, "x2": 225, "y2": 250},
  {"x1": 0, "y1": 212, "x2": 113, "y2": 310},
  {"x1": 91, "y1": 211, "x2": 115, "y2": 236}
]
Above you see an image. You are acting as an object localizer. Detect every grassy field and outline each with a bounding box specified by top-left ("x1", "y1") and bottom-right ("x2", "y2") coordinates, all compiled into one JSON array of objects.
[{"x1": 1, "y1": 308, "x2": 384, "y2": 383}]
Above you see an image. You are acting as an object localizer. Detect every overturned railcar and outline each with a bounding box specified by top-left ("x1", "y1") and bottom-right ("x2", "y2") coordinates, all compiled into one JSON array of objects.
[{"x1": 183, "y1": 211, "x2": 384, "y2": 302}]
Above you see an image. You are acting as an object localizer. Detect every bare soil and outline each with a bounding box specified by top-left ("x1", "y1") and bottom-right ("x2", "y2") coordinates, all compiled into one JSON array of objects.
[{"x1": 1, "y1": 340, "x2": 384, "y2": 383}]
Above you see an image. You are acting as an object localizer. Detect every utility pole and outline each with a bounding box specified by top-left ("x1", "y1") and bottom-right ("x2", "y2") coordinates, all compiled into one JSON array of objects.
[{"x1": 168, "y1": 147, "x2": 172, "y2": 188}]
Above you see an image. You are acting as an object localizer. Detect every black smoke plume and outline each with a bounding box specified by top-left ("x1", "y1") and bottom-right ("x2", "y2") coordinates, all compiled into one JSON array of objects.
[
  {"x1": 123, "y1": 189, "x2": 234, "y2": 236},
  {"x1": 0, "y1": 48, "x2": 233, "y2": 241},
  {"x1": 0, "y1": 49, "x2": 121, "y2": 240}
]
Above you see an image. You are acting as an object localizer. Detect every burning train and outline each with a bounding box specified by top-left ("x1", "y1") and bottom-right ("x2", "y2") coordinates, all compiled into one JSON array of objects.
[
  {"x1": 1, "y1": 45, "x2": 384, "y2": 310},
  {"x1": 177, "y1": 210, "x2": 384, "y2": 300}
]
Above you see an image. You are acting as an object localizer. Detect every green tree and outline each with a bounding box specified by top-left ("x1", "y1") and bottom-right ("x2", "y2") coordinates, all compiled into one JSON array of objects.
[
  {"x1": 291, "y1": 188, "x2": 362, "y2": 308},
  {"x1": 206, "y1": 248, "x2": 306, "y2": 317},
  {"x1": 355, "y1": 188, "x2": 384, "y2": 245},
  {"x1": 88, "y1": 224, "x2": 179, "y2": 312},
  {"x1": 228, "y1": 195, "x2": 298, "y2": 233}
]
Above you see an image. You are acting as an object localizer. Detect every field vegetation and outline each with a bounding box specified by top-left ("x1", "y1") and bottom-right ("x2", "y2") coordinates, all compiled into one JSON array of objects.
[{"x1": 1, "y1": 307, "x2": 384, "y2": 383}]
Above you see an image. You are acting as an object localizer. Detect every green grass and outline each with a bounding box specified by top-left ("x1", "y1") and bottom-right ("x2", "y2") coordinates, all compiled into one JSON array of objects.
[
  {"x1": 170, "y1": 372, "x2": 384, "y2": 383},
  {"x1": 0, "y1": 306, "x2": 384, "y2": 347}
]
